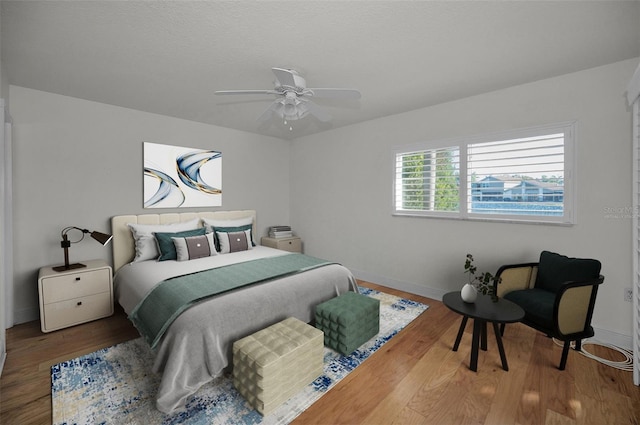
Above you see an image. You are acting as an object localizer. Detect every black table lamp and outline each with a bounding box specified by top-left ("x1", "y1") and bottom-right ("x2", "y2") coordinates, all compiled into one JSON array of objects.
[{"x1": 52, "y1": 226, "x2": 113, "y2": 272}]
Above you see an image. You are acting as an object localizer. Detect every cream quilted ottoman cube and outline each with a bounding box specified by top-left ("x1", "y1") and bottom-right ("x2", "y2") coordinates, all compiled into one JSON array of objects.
[{"x1": 232, "y1": 317, "x2": 324, "y2": 416}]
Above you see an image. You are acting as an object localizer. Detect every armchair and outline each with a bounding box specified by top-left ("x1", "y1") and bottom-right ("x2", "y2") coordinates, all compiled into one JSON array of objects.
[{"x1": 494, "y1": 251, "x2": 604, "y2": 370}]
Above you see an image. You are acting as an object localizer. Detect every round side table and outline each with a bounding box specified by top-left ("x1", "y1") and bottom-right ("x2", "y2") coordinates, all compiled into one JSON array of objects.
[{"x1": 443, "y1": 291, "x2": 524, "y2": 372}]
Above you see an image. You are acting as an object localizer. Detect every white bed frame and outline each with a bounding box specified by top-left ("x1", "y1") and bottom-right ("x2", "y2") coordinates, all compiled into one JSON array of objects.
[{"x1": 111, "y1": 210, "x2": 257, "y2": 272}]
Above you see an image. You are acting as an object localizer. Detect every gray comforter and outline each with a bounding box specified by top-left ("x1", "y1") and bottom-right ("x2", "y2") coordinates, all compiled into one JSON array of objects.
[{"x1": 114, "y1": 246, "x2": 358, "y2": 413}]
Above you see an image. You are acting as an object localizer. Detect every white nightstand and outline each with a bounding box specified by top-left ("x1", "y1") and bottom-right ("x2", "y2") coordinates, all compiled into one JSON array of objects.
[
  {"x1": 38, "y1": 259, "x2": 114, "y2": 333},
  {"x1": 261, "y1": 236, "x2": 303, "y2": 253}
]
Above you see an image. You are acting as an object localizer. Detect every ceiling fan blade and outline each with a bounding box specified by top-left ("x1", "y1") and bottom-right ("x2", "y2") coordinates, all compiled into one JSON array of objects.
[
  {"x1": 217, "y1": 68, "x2": 357, "y2": 126},
  {"x1": 272, "y1": 68, "x2": 299, "y2": 88},
  {"x1": 304, "y1": 100, "x2": 332, "y2": 122},
  {"x1": 256, "y1": 100, "x2": 281, "y2": 124},
  {"x1": 215, "y1": 90, "x2": 278, "y2": 96},
  {"x1": 306, "y1": 88, "x2": 361, "y2": 99}
]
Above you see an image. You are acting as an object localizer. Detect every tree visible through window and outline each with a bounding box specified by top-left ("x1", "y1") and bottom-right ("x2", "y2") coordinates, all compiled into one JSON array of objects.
[
  {"x1": 434, "y1": 149, "x2": 459, "y2": 211},
  {"x1": 395, "y1": 147, "x2": 459, "y2": 213},
  {"x1": 393, "y1": 122, "x2": 574, "y2": 224}
]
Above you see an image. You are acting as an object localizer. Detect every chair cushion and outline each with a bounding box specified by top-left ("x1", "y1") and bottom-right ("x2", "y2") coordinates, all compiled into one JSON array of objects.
[
  {"x1": 535, "y1": 251, "x2": 601, "y2": 293},
  {"x1": 503, "y1": 288, "x2": 555, "y2": 330}
]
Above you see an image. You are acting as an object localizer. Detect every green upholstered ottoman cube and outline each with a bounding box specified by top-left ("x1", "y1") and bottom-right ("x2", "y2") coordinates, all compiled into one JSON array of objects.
[
  {"x1": 315, "y1": 291, "x2": 380, "y2": 355},
  {"x1": 232, "y1": 317, "x2": 324, "y2": 416}
]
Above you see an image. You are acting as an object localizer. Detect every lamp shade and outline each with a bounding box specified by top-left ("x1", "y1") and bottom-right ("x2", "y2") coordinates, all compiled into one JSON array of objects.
[{"x1": 90, "y1": 231, "x2": 113, "y2": 246}]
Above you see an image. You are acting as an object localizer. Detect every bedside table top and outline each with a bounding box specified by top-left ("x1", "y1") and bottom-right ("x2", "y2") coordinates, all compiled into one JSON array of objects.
[
  {"x1": 39, "y1": 259, "x2": 111, "y2": 278},
  {"x1": 261, "y1": 236, "x2": 300, "y2": 241}
]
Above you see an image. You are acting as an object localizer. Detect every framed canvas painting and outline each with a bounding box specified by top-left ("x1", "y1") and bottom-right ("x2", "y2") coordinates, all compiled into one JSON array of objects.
[{"x1": 143, "y1": 142, "x2": 222, "y2": 208}]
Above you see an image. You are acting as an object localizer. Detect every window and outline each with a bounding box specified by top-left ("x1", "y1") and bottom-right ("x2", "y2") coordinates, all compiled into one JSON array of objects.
[{"x1": 393, "y1": 122, "x2": 575, "y2": 224}]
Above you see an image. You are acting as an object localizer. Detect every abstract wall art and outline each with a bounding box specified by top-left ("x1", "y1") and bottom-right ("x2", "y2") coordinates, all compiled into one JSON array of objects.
[{"x1": 143, "y1": 142, "x2": 222, "y2": 208}]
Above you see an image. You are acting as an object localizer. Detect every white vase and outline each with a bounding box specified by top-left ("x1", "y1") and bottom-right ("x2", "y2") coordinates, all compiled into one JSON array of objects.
[{"x1": 461, "y1": 283, "x2": 478, "y2": 303}]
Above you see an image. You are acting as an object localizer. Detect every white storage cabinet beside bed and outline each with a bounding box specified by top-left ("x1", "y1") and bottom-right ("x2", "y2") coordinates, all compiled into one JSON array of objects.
[
  {"x1": 38, "y1": 259, "x2": 113, "y2": 333},
  {"x1": 111, "y1": 210, "x2": 357, "y2": 414}
]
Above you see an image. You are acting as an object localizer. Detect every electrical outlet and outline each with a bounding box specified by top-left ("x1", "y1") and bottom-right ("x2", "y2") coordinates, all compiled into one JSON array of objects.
[{"x1": 624, "y1": 288, "x2": 633, "y2": 302}]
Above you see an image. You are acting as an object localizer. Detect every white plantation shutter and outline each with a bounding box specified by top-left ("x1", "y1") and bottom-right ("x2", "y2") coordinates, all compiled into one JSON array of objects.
[
  {"x1": 1, "y1": 100, "x2": 11, "y2": 376},
  {"x1": 394, "y1": 146, "x2": 460, "y2": 213},
  {"x1": 393, "y1": 122, "x2": 574, "y2": 224},
  {"x1": 468, "y1": 133, "x2": 565, "y2": 216},
  {"x1": 629, "y1": 61, "x2": 640, "y2": 386},
  {"x1": 634, "y1": 99, "x2": 639, "y2": 386}
]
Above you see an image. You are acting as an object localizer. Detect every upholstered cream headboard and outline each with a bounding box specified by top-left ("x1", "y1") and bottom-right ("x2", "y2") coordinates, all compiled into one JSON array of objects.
[{"x1": 111, "y1": 210, "x2": 257, "y2": 272}]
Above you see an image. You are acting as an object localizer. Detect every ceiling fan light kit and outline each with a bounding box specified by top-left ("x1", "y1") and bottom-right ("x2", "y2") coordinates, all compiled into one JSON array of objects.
[{"x1": 215, "y1": 67, "x2": 361, "y2": 127}]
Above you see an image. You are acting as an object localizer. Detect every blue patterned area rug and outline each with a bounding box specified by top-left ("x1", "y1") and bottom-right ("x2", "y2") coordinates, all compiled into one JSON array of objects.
[{"x1": 51, "y1": 288, "x2": 428, "y2": 425}]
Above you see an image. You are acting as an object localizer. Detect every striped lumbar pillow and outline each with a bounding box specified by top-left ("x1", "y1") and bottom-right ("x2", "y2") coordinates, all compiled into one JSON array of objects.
[
  {"x1": 172, "y1": 233, "x2": 217, "y2": 261},
  {"x1": 216, "y1": 230, "x2": 253, "y2": 254}
]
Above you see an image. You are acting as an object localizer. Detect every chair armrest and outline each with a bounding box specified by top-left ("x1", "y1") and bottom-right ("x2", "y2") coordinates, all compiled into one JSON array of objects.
[
  {"x1": 554, "y1": 275, "x2": 604, "y2": 337},
  {"x1": 495, "y1": 262, "x2": 538, "y2": 298}
]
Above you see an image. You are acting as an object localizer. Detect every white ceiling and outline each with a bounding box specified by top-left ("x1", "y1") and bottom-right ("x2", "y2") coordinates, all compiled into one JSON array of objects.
[{"x1": 2, "y1": 1, "x2": 639, "y2": 140}]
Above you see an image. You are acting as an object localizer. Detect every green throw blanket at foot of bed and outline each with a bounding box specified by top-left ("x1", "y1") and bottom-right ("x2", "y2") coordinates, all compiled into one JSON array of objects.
[{"x1": 130, "y1": 253, "x2": 336, "y2": 348}]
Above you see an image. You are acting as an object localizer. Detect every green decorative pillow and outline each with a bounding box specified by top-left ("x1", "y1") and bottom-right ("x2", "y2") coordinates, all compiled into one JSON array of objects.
[
  {"x1": 212, "y1": 224, "x2": 255, "y2": 251},
  {"x1": 154, "y1": 227, "x2": 207, "y2": 261},
  {"x1": 535, "y1": 251, "x2": 601, "y2": 293},
  {"x1": 201, "y1": 217, "x2": 256, "y2": 251}
]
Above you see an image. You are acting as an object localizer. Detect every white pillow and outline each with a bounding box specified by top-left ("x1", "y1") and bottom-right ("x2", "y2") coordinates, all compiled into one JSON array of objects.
[
  {"x1": 216, "y1": 229, "x2": 253, "y2": 254},
  {"x1": 127, "y1": 218, "x2": 200, "y2": 262},
  {"x1": 172, "y1": 233, "x2": 217, "y2": 261}
]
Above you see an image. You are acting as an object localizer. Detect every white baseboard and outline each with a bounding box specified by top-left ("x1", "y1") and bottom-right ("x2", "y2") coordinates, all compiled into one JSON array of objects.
[
  {"x1": 13, "y1": 306, "x2": 39, "y2": 326},
  {"x1": 591, "y1": 327, "x2": 632, "y2": 351},
  {"x1": 0, "y1": 350, "x2": 6, "y2": 377},
  {"x1": 351, "y1": 268, "x2": 448, "y2": 301},
  {"x1": 351, "y1": 268, "x2": 632, "y2": 351}
]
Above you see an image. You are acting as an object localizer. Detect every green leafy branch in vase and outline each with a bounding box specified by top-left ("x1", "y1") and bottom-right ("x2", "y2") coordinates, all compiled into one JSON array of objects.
[{"x1": 464, "y1": 254, "x2": 501, "y2": 299}]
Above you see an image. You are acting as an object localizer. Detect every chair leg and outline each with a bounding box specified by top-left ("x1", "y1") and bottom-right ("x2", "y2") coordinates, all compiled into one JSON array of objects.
[
  {"x1": 574, "y1": 339, "x2": 582, "y2": 352},
  {"x1": 499, "y1": 323, "x2": 505, "y2": 336},
  {"x1": 559, "y1": 340, "x2": 570, "y2": 370}
]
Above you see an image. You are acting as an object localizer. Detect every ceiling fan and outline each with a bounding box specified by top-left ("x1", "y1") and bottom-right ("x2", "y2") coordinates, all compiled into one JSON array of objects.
[{"x1": 214, "y1": 67, "x2": 361, "y2": 126}]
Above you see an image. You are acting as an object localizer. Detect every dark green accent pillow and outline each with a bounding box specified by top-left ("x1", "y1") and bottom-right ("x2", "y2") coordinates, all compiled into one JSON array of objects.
[
  {"x1": 535, "y1": 251, "x2": 601, "y2": 293},
  {"x1": 211, "y1": 224, "x2": 255, "y2": 251},
  {"x1": 155, "y1": 227, "x2": 207, "y2": 261}
]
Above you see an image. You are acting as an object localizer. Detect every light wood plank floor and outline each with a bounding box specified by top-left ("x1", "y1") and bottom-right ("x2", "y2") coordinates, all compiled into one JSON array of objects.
[{"x1": 1, "y1": 281, "x2": 638, "y2": 424}]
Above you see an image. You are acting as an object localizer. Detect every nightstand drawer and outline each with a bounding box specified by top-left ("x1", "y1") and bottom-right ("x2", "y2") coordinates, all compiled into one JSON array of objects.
[
  {"x1": 43, "y1": 292, "x2": 113, "y2": 332},
  {"x1": 276, "y1": 238, "x2": 302, "y2": 252},
  {"x1": 261, "y1": 236, "x2": 302, "y2": 253},
  {"x1": 41, "y1": 267, "x2": 111, "y2": 304}
]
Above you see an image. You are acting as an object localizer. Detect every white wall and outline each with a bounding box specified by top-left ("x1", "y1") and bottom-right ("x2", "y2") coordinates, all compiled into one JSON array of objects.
[
  {"x1": 291, "y1": 58, "x2": 638, "y2": 347},
  {"x1": 9, "y1": 86, "x2": 291, "y2": 323}
]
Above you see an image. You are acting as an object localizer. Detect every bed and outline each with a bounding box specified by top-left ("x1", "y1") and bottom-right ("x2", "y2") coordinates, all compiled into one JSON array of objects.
[{"x1": 111, "y1": 210, "x2": 358, "y2": 413}]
